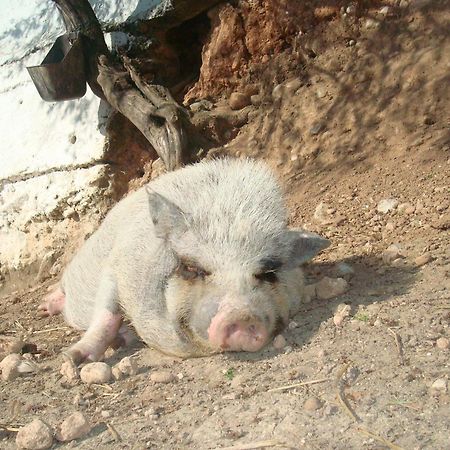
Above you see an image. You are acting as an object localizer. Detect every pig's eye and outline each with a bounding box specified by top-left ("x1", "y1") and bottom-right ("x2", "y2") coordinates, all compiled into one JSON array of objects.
[
  {"x1": 255, "y1": 271, "x2": 278, "y2": 283},
  {"x1": 177, "y1": 262, "x2": 210, "y2": 281}
]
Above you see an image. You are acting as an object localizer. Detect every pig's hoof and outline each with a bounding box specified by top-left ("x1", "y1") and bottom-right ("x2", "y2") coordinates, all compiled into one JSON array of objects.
[{"x1": 38, "y1": 288, "x2": 65, "y2": 317}]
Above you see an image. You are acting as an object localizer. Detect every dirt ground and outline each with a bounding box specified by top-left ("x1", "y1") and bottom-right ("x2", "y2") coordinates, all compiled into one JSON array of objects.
[{"x1": 1, "y1": 1, "x2": 449, "y2": 449}]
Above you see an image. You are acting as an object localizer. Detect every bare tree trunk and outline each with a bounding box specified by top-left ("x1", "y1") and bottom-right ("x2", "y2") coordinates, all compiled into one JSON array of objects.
[{"x1": 52, "y1": 0, "x2": 205, "y2": 170}]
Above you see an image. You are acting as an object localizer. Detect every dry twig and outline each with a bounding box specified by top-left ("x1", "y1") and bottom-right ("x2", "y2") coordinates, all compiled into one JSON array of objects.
[
  {"x1": 388, "y1": 328, "x2": 404, "y2": 365},
  {"x1": 220, "y1": 440, "x2": 284, "y2": 450},
  {"x1": 335, "y1": 363, "x2": 361, "y2": 423},
  {"x1": 356, "y1": 426, "x2": 405, "y2": 450},
  {"x1": 267, "y1": 377, "x2": 331, "y2": 393},
  {"x1": 106, "y1": 422, "x2": 122, "y2": 442}
]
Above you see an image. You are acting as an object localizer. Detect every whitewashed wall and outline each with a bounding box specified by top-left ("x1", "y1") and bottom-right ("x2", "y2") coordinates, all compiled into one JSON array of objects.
[{"x1": 0, "y1": 0, "x2": 162, "y2": 277}]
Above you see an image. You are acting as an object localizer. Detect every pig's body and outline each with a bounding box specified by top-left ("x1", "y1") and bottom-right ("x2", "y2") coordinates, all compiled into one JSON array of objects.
[{"x1": 41, "y1": 159, "x2": 329, "y2": 361}]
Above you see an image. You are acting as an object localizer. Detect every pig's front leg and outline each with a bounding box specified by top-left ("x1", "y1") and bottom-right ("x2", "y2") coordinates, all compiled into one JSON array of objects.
[{"x1": 64, "y1": 271, "x2": 122, "y2": 365}]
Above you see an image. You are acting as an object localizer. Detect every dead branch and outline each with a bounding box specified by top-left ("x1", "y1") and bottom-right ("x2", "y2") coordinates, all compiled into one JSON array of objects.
[{"x1": 52, "y1": 0, "x2": 193, "y2": 170}]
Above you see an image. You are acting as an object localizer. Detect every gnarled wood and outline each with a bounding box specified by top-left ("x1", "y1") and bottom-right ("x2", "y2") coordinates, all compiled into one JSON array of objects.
[{"x1": 52, "y1": 0, "x2": 192, "y2": 170}]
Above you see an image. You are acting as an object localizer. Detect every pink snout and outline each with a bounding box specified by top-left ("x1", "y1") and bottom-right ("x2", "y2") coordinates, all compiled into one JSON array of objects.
[{"x1": 208, "y1": 312, "x2": 269, "y2": 352}]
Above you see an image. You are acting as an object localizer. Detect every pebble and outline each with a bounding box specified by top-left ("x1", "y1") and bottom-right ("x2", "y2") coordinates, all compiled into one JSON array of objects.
[
  {"x1": 382, "y1": 244, "x2": 404, "y2": 265},
  {"x1": 111, "y1": 366, "x2": 124, "y2": 381},
  {"x1": 304, "y1": 397, "x2": 322, "y2": 411},
  {"x1": 229, "y1": 92, "x2": 251, "y2": 110},
  {"x1": 334, "y1": 262, "x2": 355, "y2": 280},
  {"x1": 58, "y1": 411, "x2": 91, "y2": 442},
  {"x1": 379, "y1": 6, "x2": 390, "y2": 15},
  {"x1": 79, "y1": 362, "x2": 112, "y2": 385},
  {"x1": 150, "y1": 371, "x2": 176, "y2": 383},
  {"x1": 377, "y1": 198, "x2": 399, "y2": 214},
  {"x1": 385, "y1": 222, "x2": 395, "y2": 232},
  {"x1": 285, "y1": 78, "x2": 303, "y2": 92},
  {"x1": 415, "y1": 253, "x2": 432, "y2": 267},
  {"x1": 250, "y1": 94, "x2": 262, "y2": 106},
  {"x1": 304, "y1": 284, "x2": 316, "y2": 302},
  {"x1": 397, "y1": 202, "x2": 415, "y2": 214},
  {"x1": 272, "y1": 83, "x2": 285, "y2": 100},
  {"x1": 273, "y1": 334, "x2": 287, "y2": 349},
  {"x1": 117, "y1": 356, "x2": 138, "y2": 376},
  {"x1": 288, "y1": 320, "x2": 299, "y2": 329},
  {"x1": 309, "y1": 122, "x2": 325, "y2": 135},
  {"x1": 436, "y1": 337, "x2": 449, "y2": 350},
  {"x1": 100, "y1": 410, "x2": 112, "y2": 419},
  {"x1": 315, "y1": 277, "x2": 348, "y2": 300},
  {"x1": 314, "y1": 202, "x2": 334, "y2": 225},
  {"x1": 0, "y1": 353, "x2": 22, "y2": 381},
  {"x1": 60, "y1": 360, "x2": 79, "y2": 384},
  {"x1": 431, "y1": 378, "x2": 447, "y2": 393},
  {"x1": 189, "y1": 99, "x2": 213, "y2": 112},
  {"x1": 0, "y1": 336, "x2": 23, "y2": 355},
  {"x1": 16, "y1": 419, "x2": 53, "y2": 450}
]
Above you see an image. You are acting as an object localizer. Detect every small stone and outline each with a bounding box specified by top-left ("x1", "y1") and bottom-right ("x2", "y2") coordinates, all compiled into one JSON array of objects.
[
  {"x1": 176, "y1": 372, "x2": 184, "y2": 380},
  {"x1": 314, "y1": 202, "x2": 334, "y2": 225},
  {"x1": 304, "y1": 284, "x2": 316, "y2": 303},
  {"x1": 273, "y1": 334, "x2": 286, "y2": 349},
  {"x1": 377, "y1": 198, "x2": 399, "y2": 214},
  {"x1": 189, "y1": 99, "x2": 213, "y2": 112},
  {"x1": 150, "y1": 371, "x2": 176, "y2": 383},
  {"x1": 79, "y1": 362, "x2": 112, "y2": 385},
  {"x1": 68, "y1": 134, "x2": 76, "y2": 144},
  {"x1": 334, "y1": 262, "x2": 355, "y2": 280},
  {"x1": 285, "y1": 78, "x2": 302, "y2": 92},
  {"x1": 16, "y1": 419, "x2": 53, "y2": 450},
  {"x1": 250, "y1": 94, "x2": 262, "y2": 106},
  {"x1": 100, "y1": 410, "x2": 112, "y2": 418},
  {"x1": 310, "y1": 122, "x2": 325, "y2": 135},
  {"x1": 0, "y1": 353, "x2": 22, "y2": 381},
  {"x1": 385, "y1": 222, "x2": 395, "y2": 232},
  {"x1": 316, "y1": 88, "x2": 327, "y2": 99},
  {"x1": 0, "y1": 336, "x2": 23, "y2": 355},
  {"x1": 60, "y1": 360, "x2": 79, "y2": 384},
  {"x1": 365, "y1": 18, "x2": 379, "y2": 29},
  {"x1": 272, "y1": 83, "x2": 285, "y2": 100},
  {"x1": 379, "y1": 6, "x2": 390, "y2": 14},
  {"x1": 397, "y1": 202, "x2": 415, "y2": 214},
  {"x1": 315, "y1": 277, "x2": 349, "y2": 300},
  {"x1": 415, "y1": 253, "x2": 432, "y2": 267},
  {"x1": 288, "y1": 320, "x2": 299, "y2": 330},
  {"x1": 382, "y1": 244, "x2": 404, "y2": 265},
  {"x1": 58, "y1": 411, "x2": 91, "y2": 442},
  {"x1": 111, "y1": 366, "x2": 124, "y2": 381},
  {"x1": 117, "y1": 356, "x2": 138, "y2": 376},
  {"x1": 431, "y1": 378, "x2": 447, "y2": 393},
  {"x1": 229, "y1": 92, "x2": 251, "y2": 110},
  {"x1": 436, "y1": 337, "x2": 449, "y2": 350},
  {"x1": 304, "y1": 397, "x2": 322, "y2": 411}
]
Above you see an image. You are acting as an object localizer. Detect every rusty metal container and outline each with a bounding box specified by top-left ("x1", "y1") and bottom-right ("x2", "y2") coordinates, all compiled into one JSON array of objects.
[{"x1": 27, "y1": 34, "x2": 86, "y2": 102}]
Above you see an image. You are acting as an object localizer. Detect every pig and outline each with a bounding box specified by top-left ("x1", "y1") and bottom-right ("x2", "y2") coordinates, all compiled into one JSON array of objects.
[{"x1": 38, "y1": 158, "x2": 329, "y2": 362}]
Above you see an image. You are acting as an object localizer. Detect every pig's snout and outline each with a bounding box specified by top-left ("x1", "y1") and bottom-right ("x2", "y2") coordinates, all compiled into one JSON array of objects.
[{"x1": 208, "y1": 312, "x2": 269, "y2": 352}]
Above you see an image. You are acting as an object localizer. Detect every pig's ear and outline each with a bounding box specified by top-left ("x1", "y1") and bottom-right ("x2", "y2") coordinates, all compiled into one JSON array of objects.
[
  {"x1": 284, "y1": 229, "x2": 330, "y2": 267},
  {"x1": 146, "y1": 189, "x2": 189, "y2": 239}
]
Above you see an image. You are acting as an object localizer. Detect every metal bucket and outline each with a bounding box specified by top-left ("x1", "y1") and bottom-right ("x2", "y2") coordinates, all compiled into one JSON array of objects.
[{"x1": 27, "y1": 34, "x2": 87, "y2": 102}]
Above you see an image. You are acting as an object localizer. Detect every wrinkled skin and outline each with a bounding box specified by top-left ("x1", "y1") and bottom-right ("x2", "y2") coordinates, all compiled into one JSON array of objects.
[{"x1": 39, "y1": 159, "x2": 329, "y2": 363}]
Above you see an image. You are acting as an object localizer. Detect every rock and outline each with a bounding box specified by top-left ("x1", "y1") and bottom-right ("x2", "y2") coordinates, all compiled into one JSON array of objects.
[
  {"x1": 304, "y1": 284, "x2": 316, "y2": 303},
  {"x1": 316, "y1": 88, "x2": 327, "y2": 99},
  {"x1": 377, "y1": 198, "x2": 399, "y2": 214},
  {"x1": 272, "y1": 83, "x2": 285, "y2": 100},
  {"x1": 189, "y1": 99, "x2": 213, "y2": 113},
  {"x1": 431, "y1": 378, "x2": 447, "y2": 393},
  {"x1": 0, "y1": 336, "x2": 23, "y2": 355},
  {"x1": 79, "y1": 362, "x2": 112, "y2": 385},
  {"x1": 58, "y1": 411, "x2": 91, "y2": 442},
  {"x1": 309, "y1": 122, "x2": 325, "y2": 135},
  {"x1": 273, "y1": 334, "x2": 286, "y2": 349},
  {"x1": 150, "y1": 371, "x2": 176, "y2": 383},
  {"x1": 288, "y1": 320, "x2": 299, "y2": 330},
  {"x1": 0, "y1": 353, "x2": 22, "y2": 381},
  {"x1": 415, "y1": 253, "x2": 432, "y2": 267},
  {"x1": 229, "y1": 92, "x2": 251, "y2": 110},
  {"x1": 334, "y1": 262, "x2": 355, "y2": 280},
  {"x1": 16, "y1": 419, "x2": 53, "y2": 450},
  {"x1": 117, "y1": 356, "x2": 138, "y2": 376},
  {"x1": 111, "y1": 366, "x2": 124, "y2": 381},
  {"x1": 379, "y1": 6, "x2": 390, "y2": 14},
  {"x1": 60, "y1": 360, "x2": 79, "y2": 384},
  {"x1": 315, "y1": 277, "x2": 348, "y2": 300},
  {"x1": 397, "y1": 202, "x2": 415, "y2": 214},
  {"x1": 365, "y1": 18, "x2": 379, "y2": 29},
  {"x1": 314, "y1": 202, "x2": 334, "y2": 225},
  {"x1": 333, "y1": 304, "x2": 351, "y2": 327},
  {"x1": 385, "y1": 222, "x2": 395, "y2": 232},
  {"x1": 100, "y1": 410, "x2": 112, "y2": 418},
  {"x1": 304, "y1": 397, "x2": 322, "y2": 411},
  {"x1": 285, "y1": 78, "x2": 302, "y2": 92},
  {"x1": 382, "y1": 244, "x2": 404, "y2": 264},
  {"x1": 436, "y1": 337, "x2": 449, "y2": 350},
  {"x1": 250, "y1": 94, "x2": 262, "y2": 106}
]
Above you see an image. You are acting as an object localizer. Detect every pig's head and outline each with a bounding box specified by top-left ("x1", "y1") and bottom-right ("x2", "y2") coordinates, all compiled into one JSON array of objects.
[{"x1": 147, "y1": 160, "x2": 329, "y2": 355}]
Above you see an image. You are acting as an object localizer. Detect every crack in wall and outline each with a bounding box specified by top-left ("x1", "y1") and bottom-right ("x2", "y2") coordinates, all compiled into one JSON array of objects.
[{"x1": 0, "y1": 160, "x2": 111, "y2": 192}]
